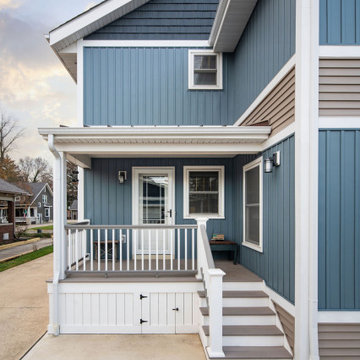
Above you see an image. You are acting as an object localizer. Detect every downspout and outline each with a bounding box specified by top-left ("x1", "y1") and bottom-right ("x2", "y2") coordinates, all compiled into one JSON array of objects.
[{"x1": 48, "y1": 134, "x2": 61, "y2": 336}]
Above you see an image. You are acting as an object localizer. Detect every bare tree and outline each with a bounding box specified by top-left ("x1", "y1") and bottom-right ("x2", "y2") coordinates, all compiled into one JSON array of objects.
[
  {"x1": 18, "y1": 156, "x2": 52, "y2": 185},
  {"x1": 0, "y1": 110, "x2": 24, "y2": 160}
]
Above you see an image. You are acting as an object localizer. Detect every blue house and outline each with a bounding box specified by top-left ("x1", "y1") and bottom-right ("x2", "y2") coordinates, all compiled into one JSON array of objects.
[{"x1": 39, "y1": 0, "x2": 360, "y2": 359}]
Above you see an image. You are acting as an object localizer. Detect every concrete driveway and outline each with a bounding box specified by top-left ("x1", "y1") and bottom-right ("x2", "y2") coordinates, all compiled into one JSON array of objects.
[{"x1": 0, "y1": 253, "x2": 52, "y2": 360}]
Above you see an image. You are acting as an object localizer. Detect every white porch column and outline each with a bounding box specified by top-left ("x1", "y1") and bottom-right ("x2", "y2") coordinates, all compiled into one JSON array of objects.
[
  {"x1": 207, "y1": 268, "x2": 225, "y2": 358},
  {"x1": 196, "y1": 217, "x2": 208, "y2": 280},
  {"x1": 294, "y1": 0, "x2": 319, "y2": 359}
]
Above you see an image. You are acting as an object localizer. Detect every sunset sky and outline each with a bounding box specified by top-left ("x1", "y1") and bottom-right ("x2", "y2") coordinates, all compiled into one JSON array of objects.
[{"x1": 0, "y1": 0, "x2": 102, "y2": 162}]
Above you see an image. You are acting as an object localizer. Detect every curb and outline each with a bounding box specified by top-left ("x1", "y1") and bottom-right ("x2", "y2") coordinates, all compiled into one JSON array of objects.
[
  {"x1": 0, "y1": 237, "x2": 41, "y2": 250},
  {"x1": 0, "y1": 250, "x2": 35, "y2": 263}
]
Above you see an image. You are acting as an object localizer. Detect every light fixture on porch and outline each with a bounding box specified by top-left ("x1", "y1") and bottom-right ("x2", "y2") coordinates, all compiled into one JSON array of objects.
[
  {"x1": 264, "y1": 151, "x2": 281, "y2": 173},
  {"x1": 118, "y1": 171, "x2": 127, "y2": 184}
]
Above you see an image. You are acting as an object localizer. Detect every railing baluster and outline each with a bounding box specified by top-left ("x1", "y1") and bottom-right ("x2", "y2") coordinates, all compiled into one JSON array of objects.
[
  {"x1": 134, "y1": 229, "x2": 137, "y2": 271},
  {"x1": 177, "y1": 228, "x2": 180, "y2": 271},
  {"x1": 68, "y1": 229, "x2": 71, "y2": 271},
  {"x1": 119, "y1": 229, "x2": 122, "y2": 271},
  {"x1": 83, "y1": 229, "x2": 86, "y2": 271},
  {"x1": 141, "y1": 229, "x2": 144, "y2": 271},
  {"x1": 97, "y1": 229, "x2": 100, "y2": 271},
  {"x1": 90, "y1": 229, "x2": 93, "y2": 271},
  {"x1": 163, "y1": 229, "x2": 166, "y2": 270},
  {"x1": 148, "y1": 230, "x2": 151, "y2": 271},
  {"x1": 127, "y1": 229, "x2": 130, "y2": 271},
  {"x1": 170, "y1": 228, "x2": 173, "y2": 271},
  {"x1": 155, "y1": 229, "x2": 159, "y2": 271},
  {"x1": 185, "y1": 228, "x2": 188, "y2": 271},
  {"x1": 75, "y1": 229, "x2": 79, "y2": 271},
  {"x1": 112, "y1": 228, "x2": 115, "y2": 271},
  {"x1": 105, "y1": 229, "x2": 108, "y2": 271},
  {"x1": 192, "y1": 228, "x2": 195, "y2": 271}
]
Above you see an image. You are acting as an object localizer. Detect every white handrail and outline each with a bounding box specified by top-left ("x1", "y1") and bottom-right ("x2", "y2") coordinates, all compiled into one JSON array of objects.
[{"x1": 196, "y1": 218, "x2": 225, "y2": 358}]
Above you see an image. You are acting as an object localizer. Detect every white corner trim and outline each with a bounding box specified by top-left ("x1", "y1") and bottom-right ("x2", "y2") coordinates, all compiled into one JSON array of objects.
[
  {"x1": 261, "y1": 123, "x2": 295, "y2": 150},
  {"x1": 319, "y1": 117, "x2": 360, "y2": 129},
  {"x1": 234, "y1": 55, "x2": 296, "y2": 126},
  {"x1": 77, "y1": 39, "x2": 83, "y2": 126},
  {"x1": 242, "y1": 157, "x2": 263, "y2": 253},
  {"x1": 264, "y1": 284, "x2": 295, "y2": 317},
  {"x1": 83, "y1": 40, "x2": 210, "y2": 48},
  {"x1": 319, "y1": 45, "x2": 360, "y2": 58},
  {"x1": 78, "y1": 168, "x2": 84, "y2": 220},
  {"x1": 318, "y1": 311, "x2": 360, "y2": 323},
  {"x1": 188, "y1": 50, "x2": 223, "y2": 90},
  {"x1": 183, "y1": 165, "x2": 225, "y2": 219}
]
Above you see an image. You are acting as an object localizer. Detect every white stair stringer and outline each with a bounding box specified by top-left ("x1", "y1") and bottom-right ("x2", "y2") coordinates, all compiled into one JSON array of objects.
[{"x1": 197, "y1": 280, "x2": 293, "y2": 359}]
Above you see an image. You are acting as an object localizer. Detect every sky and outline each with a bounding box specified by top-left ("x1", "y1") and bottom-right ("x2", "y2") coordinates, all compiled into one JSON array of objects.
[{"x1": 0, "y1": 0, "x2": 102, "y2": 163}]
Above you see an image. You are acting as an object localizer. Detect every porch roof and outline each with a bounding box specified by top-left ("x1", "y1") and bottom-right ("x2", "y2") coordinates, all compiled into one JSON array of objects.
[{"x1": 39, "y1": 125, "x2": 271, "y2": 168}]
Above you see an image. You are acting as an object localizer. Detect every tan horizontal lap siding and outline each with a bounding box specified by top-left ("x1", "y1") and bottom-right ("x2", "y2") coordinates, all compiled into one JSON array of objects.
[
  {"x1": 241, "y1": 67, "x2": 295, "y2": 136},
  {"x1": 319, "y1": 59, "x2": 360, "y2": 116},
  {"x1": 318, "y1": 323, "x2": 360, "y2": 359},
  {"x1": 273, "y1": 302, "x2": 295, "y2": 352}
]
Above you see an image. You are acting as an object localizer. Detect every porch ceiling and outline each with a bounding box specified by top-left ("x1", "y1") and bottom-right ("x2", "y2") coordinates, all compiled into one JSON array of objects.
[{"x1": 39, "y1": 126, "x2": 271, "y2": 167}]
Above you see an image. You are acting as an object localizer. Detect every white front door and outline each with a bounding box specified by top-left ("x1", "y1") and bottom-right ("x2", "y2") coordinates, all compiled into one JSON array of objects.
[{"x1": 132, "y1": 167, "x2": 175, "y2": 255}]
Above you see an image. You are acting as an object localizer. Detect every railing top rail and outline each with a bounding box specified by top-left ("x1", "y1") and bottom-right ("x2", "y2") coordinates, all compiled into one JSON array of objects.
[
  {"x1": 65, "y1": 224, "x2": 197, "y2": 230},
  {"x1": 200, "y1": 224, "x2": 215, "y2": 269}
]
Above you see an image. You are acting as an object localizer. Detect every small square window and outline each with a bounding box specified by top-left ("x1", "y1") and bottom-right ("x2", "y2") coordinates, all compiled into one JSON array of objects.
[
  {"x1": 188, "y1": 50, "x2": 223, "y2": 90},
  {"x1": 184, "y1": 166, "x2": 224, "y2": 219},
  {"x1": 242, "y1": 157, "x2": 263, "y2": 252}
]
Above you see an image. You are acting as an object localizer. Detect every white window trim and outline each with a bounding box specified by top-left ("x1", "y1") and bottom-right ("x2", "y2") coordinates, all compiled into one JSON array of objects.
[
  {"x1": 183, "y1": 165, "x2": 225, "y2": 219},
  {"x1": 242, "y1": 157, "x2": 263, "y2": 253},
  {"x1": 42, "y1": 194, "x2": 47, "y2": 203},
  {"x1": 188, "y1": 50, "x2": 223, "y2": 90}
]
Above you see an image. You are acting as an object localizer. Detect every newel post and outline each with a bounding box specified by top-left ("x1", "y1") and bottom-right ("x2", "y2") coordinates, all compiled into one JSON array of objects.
[
  {"x1": 196, "y1": 217, "x2": 208, "y2": 279},
  {"x1": 208, "y1": 268, "x2": 225, "y2": 358}
]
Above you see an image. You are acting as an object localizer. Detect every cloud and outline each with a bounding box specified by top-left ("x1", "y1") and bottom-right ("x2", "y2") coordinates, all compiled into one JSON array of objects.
[{"x1": 0, "y1": 0, "x2": 22, "y2": 9}]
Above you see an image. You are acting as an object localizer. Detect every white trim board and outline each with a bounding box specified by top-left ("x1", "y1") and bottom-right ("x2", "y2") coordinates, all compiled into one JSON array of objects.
[
  {"x1": 319, "y1": 117, "x2": 360, "y2": 129},
  {"x1": 234, "y1": 55, "x2": 296, "y2": 126},
  {"x1": 318, "y1": 311, "x2": 360, "y2": 323},
  {"x1": 319, "y1": 46, "x2": 360, "y2": 58},
  {"x1": 261, "y1": 123, "x2": 295, "y2": 150},
  {"x1": 83, "y1": 40, "x2": 210, "y2": 48},
  {"x1": 264, "y1": 284, "x2": 295, "y2": 317}
]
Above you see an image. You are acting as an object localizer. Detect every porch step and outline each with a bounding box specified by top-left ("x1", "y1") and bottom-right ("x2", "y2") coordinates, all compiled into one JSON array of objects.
[
  {"x1": 202, "y1": 325, "x2": 283, "y2": 337},
  {"x1": 200, "y1": 306, "x2": 275, "y2": 316},
  {"x1": 208, "y1": 346, "x2": 292, "y2": 359},
  {"x1": 198, "y1": 290, "x2": 268, "y2": 298}
]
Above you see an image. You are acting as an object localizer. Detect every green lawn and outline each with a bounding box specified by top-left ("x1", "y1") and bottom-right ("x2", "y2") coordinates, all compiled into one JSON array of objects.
[
  {"x1": 0, "y1": 245, "x2": 53, "y2": 272},
  {"x1": 30, "y1": 225, "x2": 53, "y2": 231}
]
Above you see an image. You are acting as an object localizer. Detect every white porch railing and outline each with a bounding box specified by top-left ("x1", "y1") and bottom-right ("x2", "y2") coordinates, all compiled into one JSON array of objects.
[
  {"x1": 64, "y1": 223, "x2": 197, "y2": 273},
  {"x1": 196, "y1": 218, "x2": 225, "y2": 358}
]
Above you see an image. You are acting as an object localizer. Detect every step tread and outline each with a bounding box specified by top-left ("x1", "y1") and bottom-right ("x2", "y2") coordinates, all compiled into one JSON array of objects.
[
  {"x1": 198, "y1": 290, "x2": 268, "y2": 299},
  {"x1": 202, "y1": 325, "x2": 284, "y2": 337},
  {"x1": 200, "y1": 306, "x2": 275, "y2": 316},
  {"x1": 208, "y1": 346, "x2": 292, "y2": 359}
]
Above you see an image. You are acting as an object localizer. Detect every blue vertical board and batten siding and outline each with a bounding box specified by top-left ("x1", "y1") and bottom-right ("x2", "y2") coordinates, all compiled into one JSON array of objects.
[
  {"x1": 318, "y1": 130, "x2": 360, "y2": 310},
  {"x1": 85, "y1": 0, "x2": 219, "y2": 40},
  {"x1": 83, "y1": 0, "x2": 296, "y2": 126},
  {"x1": 320, "y1": 0, "x2": 360, "y2": 44},
  {"x1": 237, "y1": 136, "x2": 295, "y2": 304}
]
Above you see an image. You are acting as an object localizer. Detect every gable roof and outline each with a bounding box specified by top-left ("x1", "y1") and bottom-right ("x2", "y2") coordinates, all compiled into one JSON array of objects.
[
  {"x1": 15, "y1": 182, "x2": 53, "y2": 206},
  {"x1": 0, "y1": 179, "x2": 30, "y2": 196},
  {"x1": 70, "y1": 200, "x2": 78, "y2": 211}
]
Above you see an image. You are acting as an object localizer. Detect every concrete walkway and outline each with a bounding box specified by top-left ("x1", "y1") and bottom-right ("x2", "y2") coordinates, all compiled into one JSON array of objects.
[
  {"x1": 0, "y1": 238, "x2": 53, "y2": 261},
  {"x1": 0, "y1": 253, "x2": 52, "y2": 360},
  {"x1": 23, "y1": 334, "x2": 206, "y2": 360}
]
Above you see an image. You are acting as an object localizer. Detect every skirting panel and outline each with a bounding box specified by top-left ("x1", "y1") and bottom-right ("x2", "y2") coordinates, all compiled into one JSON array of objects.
[{"x1": 48, "y1": 282, "x2": 202, "y2": 334}]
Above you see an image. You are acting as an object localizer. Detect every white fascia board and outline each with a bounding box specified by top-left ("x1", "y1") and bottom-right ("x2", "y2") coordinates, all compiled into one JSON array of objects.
[
  {"x1": 319, "y1": 45, "x2": 360, "y2": 58},
  {"x1": 318, "y1": 311, "x2": 360, "y2": 323},
  {"x1": 234, "y1": 55, "x2": 296, "y2": 126},
  {"x1": 49, "y1": 0, "x2": 150, "y2": 49},
  {"x1": 83, "y1": 40, "x2": 210, "y2": 48},
  {"x1": 209, "y1": 0, "x2": 229, "y2": 46},
  {"x1": 319, "y1": 117, "x2": 360, "y2": 128}
]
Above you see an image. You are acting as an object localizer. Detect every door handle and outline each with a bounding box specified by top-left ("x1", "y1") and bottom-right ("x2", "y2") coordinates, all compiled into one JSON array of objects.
[{"x1": 172, "y1": 307, "x2": 179, "y2": 311}]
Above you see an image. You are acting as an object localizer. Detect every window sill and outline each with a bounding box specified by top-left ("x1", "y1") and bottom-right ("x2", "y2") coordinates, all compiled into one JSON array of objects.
[
  {"x1": 188, "y1": 85, "x2": 223, "y2": 90},
  {"x1": 183, "y1": 214, "x2": 225, "y2": 220},
  {"x1": 242, "y1": 241, "x2": 263, "y2": 253}
]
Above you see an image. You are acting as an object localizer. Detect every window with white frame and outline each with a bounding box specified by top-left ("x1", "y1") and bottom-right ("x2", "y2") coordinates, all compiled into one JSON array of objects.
[
  {"x1": 42, "y1": 194, "x2": 47, "y2": 203},
  {"x1": 188, "y1": 50, "x2": 222, "y2": 90},
  {"x1": 243, "y1": 157, "x2": 263, "y2": 252},
  {"x1": 184, "y1": 166, "x2": 224, "y2": 219},
  {"x1": 45, "y1": 208, "x2": 50, "y2": 218}
]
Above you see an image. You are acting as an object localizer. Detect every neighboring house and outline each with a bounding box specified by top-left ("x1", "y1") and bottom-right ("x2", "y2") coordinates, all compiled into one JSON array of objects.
[
  {"x1": 39, "y1": 1, "x2": 360, "y2": 359},
  {"x1": 68, "y1": 200, "x2": 78, "y2": 220},
  {"x1": 15, "y1": 182, "x2": 53, "y2": 224},
  {"x1": 0, "y1": 179, "x2": 30, "y2": 244}
]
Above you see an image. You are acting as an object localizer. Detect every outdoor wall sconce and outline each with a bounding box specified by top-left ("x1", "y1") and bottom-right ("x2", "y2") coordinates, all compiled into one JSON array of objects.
[
  {"x1": 264, "y1": 151, "x2": 281, "y2": 173},
  {"x1": 118, "y1": 171, "x2": 127, "y2": 184}
]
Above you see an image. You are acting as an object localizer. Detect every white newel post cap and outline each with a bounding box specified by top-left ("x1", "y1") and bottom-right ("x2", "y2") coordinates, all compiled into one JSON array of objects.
[
  {"x1": 196, "y1": 217, "x2": 209, "y2": 227},
  {"x1": 208, "y1": 268, "x2": 226, "y2": 277}
]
